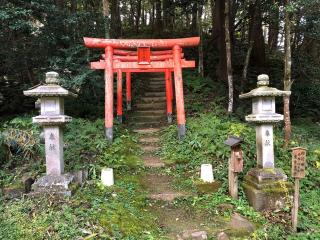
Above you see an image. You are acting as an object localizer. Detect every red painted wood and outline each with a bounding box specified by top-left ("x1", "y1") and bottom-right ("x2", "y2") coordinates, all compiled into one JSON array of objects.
[
  {"x1": 91, "y1": 59, "x2": 195, "y2": 70},
  {"x1": 173, "y1": 45, "x2": 186, "y2": 126},
  {"x1": 165, "y1": 69, "x2": 172, "y2": 115},
  {"x1": 105, "y1": 46, "x2": 114, "y2": 129},
  {"x1": 169, "y1": 71, "x2": 173, "y2": 101},
  {"x1": 103, "y1": 53, "x2": 184, "y2": 61},
  {"x1": 126, "y1": 71, "x2": 131, "y2": 103},
  {"x1": 113, "y1": 49, "x2": 180, "y2": 56},
  {"x1": 117, "y1": 69, "x2": 123, "y2": 118},
  {"x1": 137, "y1": 47, "x2": 151, "y2": 64},
  {"x1": 84, "y1": 37, "x2": 200, "y2": 49}
]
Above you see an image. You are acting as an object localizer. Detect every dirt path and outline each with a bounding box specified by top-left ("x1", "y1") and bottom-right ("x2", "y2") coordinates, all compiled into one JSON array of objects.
[{"x1": 129, "y1": 74, "x2": 230, "y2": 239}]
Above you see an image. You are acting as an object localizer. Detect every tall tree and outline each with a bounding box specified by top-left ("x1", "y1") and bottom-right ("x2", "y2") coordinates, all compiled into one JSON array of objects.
[
  {"x1": 111, "y1": 0, "x2": 121, "y2": 38},
  {"x1": 283, "y1": 0, "x2": 293, "y2": 147},
  {"x1": 225, "y1": 0, "x2": 233, "y2": 112},
  {"x1": 249, "y1": 0, "x2": 266, "y2": 67},
  {"x1": 268, "y1": 0, "x2": 280, "y2": 51},
  {"x1": 155, "y1": 0, "x2": 162, "y2": 34},
  {"x1": 163, "y1": 0, "x2": 173, "y2": 32},
  {"x1": 102, "y1": 0, "x2": 111, "y2": 38},
  {"x1": 197, "y1": 2, "x2": 204, "y2": 77},
  {"x1": 212, "y1": 0, "x2": 227, "y2": 82}
]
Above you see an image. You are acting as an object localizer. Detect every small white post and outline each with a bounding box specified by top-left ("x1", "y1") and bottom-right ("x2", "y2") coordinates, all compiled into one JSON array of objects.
[
  {"x1": 200, "y1": 164, "x2": 214, "y2": 183},
  {"x1": 101, "y1": 168, "x2": 114, "y2": 186}
]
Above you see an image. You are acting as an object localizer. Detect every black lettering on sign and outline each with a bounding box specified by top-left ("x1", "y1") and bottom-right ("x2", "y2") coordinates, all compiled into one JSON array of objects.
[
  {"x1": 49, "y1": 144, "x2": 56, "y2": 151},
  {"x1": 265, "y1": 140, "x2": 271, "y2": 146},
  {"x1": 49, "y1": 133, "x2": 55, "y2": 140}
]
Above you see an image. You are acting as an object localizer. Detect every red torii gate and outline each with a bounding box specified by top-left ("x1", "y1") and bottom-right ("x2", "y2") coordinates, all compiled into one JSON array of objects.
[{"x1": 83, "y1": 37, "x2": 200, "y2": 142}]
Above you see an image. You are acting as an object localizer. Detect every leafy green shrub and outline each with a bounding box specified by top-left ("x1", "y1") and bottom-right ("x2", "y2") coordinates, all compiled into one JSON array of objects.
[
  {"x1": 161, "y1": 107, "x2": 320, "y2": 236},
  {"x1": 63, "y1": 119, "x2": 142, "y2": 177},
  {"x1": 0, "y1": 117, "x2": 42, "y2": 167},
  {"x1": 160, "y1": 111, "x2": 256, "y2": 180}
]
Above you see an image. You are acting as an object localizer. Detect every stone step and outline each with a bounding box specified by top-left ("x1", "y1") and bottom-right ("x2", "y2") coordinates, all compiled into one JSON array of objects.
[
  {"x1": 141, "y1": 174, "x2": 188, "y2": 202},
  {"x1": 149, "y1": 81, "x2": 165, "y2": 85},
  {"x1": 145, "y1": 92, "x2": 166, "y2": 97},
  {"x1": 149, "y1": 192, "x2": 186, "y2": 202},
  {"x1": 135, "y1": 109, "x2": 166, "y2": 116},
  {"x1": 149, "y1": 77, "x2": 164, "y2": 81},
  {"x1": 147, "y1": 84, "x2": 164, "y2": 88},
  {"x1": 145, "y1": 89, "x2": 167, "y2": 93},
  {"x1": 147, "y1": 86, "x2": 165, "y2": 91},
  {"x1": 139, "y1": 136, "x2": 160, "y2": 144},
  {"x1": 133, "y1": 122, "x2": 163, "y2": 128},
  {"x1": 135, "y1": 102, "x2": 166, "y2": 110},
  {"x1": 131, "y1": 115, "x2": 165, "y2": 122},
  {"x1": 148, "y1": 81, "x2": 165, "y2": 85},
  {"x1": 141, "y1": 145, "x2": 160, "y2": 153},
  {"x1": 140, "y1": 96, "x2": 166, "y2": 103},
  {"x1": 142, "y1": 155, "x2": 165, "y2": 168},
  {"x1": 133, "y1": 127, "x2": 162, "y2": 134}
]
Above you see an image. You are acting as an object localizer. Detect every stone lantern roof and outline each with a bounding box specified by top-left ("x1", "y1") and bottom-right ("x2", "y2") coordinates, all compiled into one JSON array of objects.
[
  {"x1": 239, "y1": 74, "x2": 291, "y2": 99},
  {"x1": 23, "y1": 72, "x2": 77, "y2": 98}
]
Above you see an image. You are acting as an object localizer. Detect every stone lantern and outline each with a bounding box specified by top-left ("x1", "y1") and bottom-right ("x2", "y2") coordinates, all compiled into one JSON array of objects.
[
  {"x1": 239, "y1": 74, "x2": 292, "y2": 210},
  {"x1": 24, "y1": 72, "x2": 77, "y2": 195}
]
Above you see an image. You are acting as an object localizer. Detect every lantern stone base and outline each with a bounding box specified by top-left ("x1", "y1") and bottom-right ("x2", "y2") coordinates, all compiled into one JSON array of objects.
[
  {"x1": 31, "y1": 174, "x2": 77, "y2": 197},
  {"x1": 243, "y1": 168, "x2": 293, "y2": 211}
]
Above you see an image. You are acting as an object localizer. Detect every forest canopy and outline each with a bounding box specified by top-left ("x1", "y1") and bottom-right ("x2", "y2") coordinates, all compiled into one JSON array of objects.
[{"x1": 0, "y1": 0, "x2": 319, "y2": 119}]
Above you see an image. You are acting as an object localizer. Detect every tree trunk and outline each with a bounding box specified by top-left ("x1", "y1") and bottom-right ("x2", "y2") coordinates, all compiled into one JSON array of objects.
[
  {"x1": 163, "y1": 0, "x2": 173, "y2": 32},
  {"x1": 141, "y1": 6, "x2": 145, "y2": 27},
  {"x1": 102, "y1": 0, "x2": 110, "y2": 38},
  {"x1": 135, "y1": 0, "x2": 142, "y2": 34},
  {"x1": 155, "y1": 0, "x2": 162, "y2": 35},
  {"x1": 55, "y1": 0, "x2": 64, "y2": 9},
  {"x1": 241, "y1": 40, "x2": 254, "y2": 93},
  {"x1": 111, "y1": 0, "x2": 121, "y2": 38},
  {"x1": 292, "y1": 11, "x2": 301, "y2": 52},
  {"x1": 185, "y1": 6, "x2": 190, "y2": 30},
  {"x1": 151, "y1": 1, "x2": 155, "y2": 28},
  {"x1": 283, "y1": 0, "x2": 292, "y2": 147},
  {"x1": 212, "y1": 0, "x2": 227, "y2": 82},
  {"x1": 197, "y1": 3, "x2": 204, "y2": 77},
  {"x1": 71, "y1": 0, "x2": 77, "y2": 13},
  {"x1": 191, "y1": 3, "x2": 197, "y2": 34},
  {"x1": 268, "y1": 0, "x2": 279, "y2": 51},
  {"x1": 225, "y1": 0, "x2": 233, "y2": 112},
  {"x1": 210, "y1": 0, "x2": 215, "y2": 37},
  {"x1": 249, "y1": 0, "x2": 265, "y2": 67}
]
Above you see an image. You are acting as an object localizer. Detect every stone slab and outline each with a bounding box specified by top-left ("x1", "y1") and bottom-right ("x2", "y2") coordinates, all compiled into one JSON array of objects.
[
  {"x1": 139, "y1": 136, "x2": 160, "y2": 144},
  {"x1": 133, "y1": 128, "x2": 161, "y2": 134},
  {"x1": 243, "y1": 169, "x2": 293, "y2": 211},
  {"x1": 228, "y1": 213, "x2": 255, "y2": 233},
  {"x1": 32, "y1": 173, "x2": 76, "y2": 197},
  {"x1": 142, "y1": 155, "x2": 165, "y2": 168},
  {"x1": 256, "y1": 125, "x2": 274, "y2": 168},
  {"x1": 141, "y1": 145, "x2": 160, "y2": 153},
  {"x1": 44, "y1": 126, "x2": 64, "y2": 175}
]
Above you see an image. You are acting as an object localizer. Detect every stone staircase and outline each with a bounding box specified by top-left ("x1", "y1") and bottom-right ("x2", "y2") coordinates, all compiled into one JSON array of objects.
[{"x1": 131, "y1": 73, "x2": 167, "y2": 168}]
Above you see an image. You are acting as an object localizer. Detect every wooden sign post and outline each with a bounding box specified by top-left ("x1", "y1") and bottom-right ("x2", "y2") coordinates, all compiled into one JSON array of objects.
[
  {"x1": 224, "y1": 136, "x2": 244, "y2": 199},
  {"x1": 291, "y1": 147, "x2": 307, "y2": 232}
]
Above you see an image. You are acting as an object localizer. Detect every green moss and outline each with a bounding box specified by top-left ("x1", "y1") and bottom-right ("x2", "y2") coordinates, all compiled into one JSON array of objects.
[{"x1": 194, "y1": 180, "x2": 222, "y2": 194}]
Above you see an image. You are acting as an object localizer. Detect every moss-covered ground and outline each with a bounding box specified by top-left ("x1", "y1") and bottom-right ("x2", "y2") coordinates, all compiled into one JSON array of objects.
[{"x1": 0, "y1": 73, "x2": 320, "y2": 239}]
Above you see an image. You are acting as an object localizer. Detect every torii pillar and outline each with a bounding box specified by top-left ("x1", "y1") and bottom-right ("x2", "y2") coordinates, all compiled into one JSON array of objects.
[{"x1": 84, "y1": 37, "x2": 200, "y2": 142}]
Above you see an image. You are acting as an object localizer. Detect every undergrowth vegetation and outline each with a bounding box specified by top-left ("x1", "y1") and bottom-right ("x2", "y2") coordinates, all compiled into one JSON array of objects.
[
  {"x1": 0, "y1": 175, "x2": 160, "y2": 239},
  {"x1": 1, "y1": 70, "x2": 320, "y2": 239},
  {"x1": 0, "y1": 117, "x2": 163, "y2": 239},
  {"x1": 159, "y1": 75, "x2": 320, "y2": 239}
]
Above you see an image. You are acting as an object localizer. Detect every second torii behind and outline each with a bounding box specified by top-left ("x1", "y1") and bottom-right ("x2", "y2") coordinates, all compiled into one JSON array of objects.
[{"x1": 84, "y1": 37, "x2": 200, "y2": 142}]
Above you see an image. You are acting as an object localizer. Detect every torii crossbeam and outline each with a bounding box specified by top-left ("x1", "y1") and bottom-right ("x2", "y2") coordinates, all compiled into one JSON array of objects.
[{"x1": 83, "y1": 37, "x2": 200, "y2": 142}]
